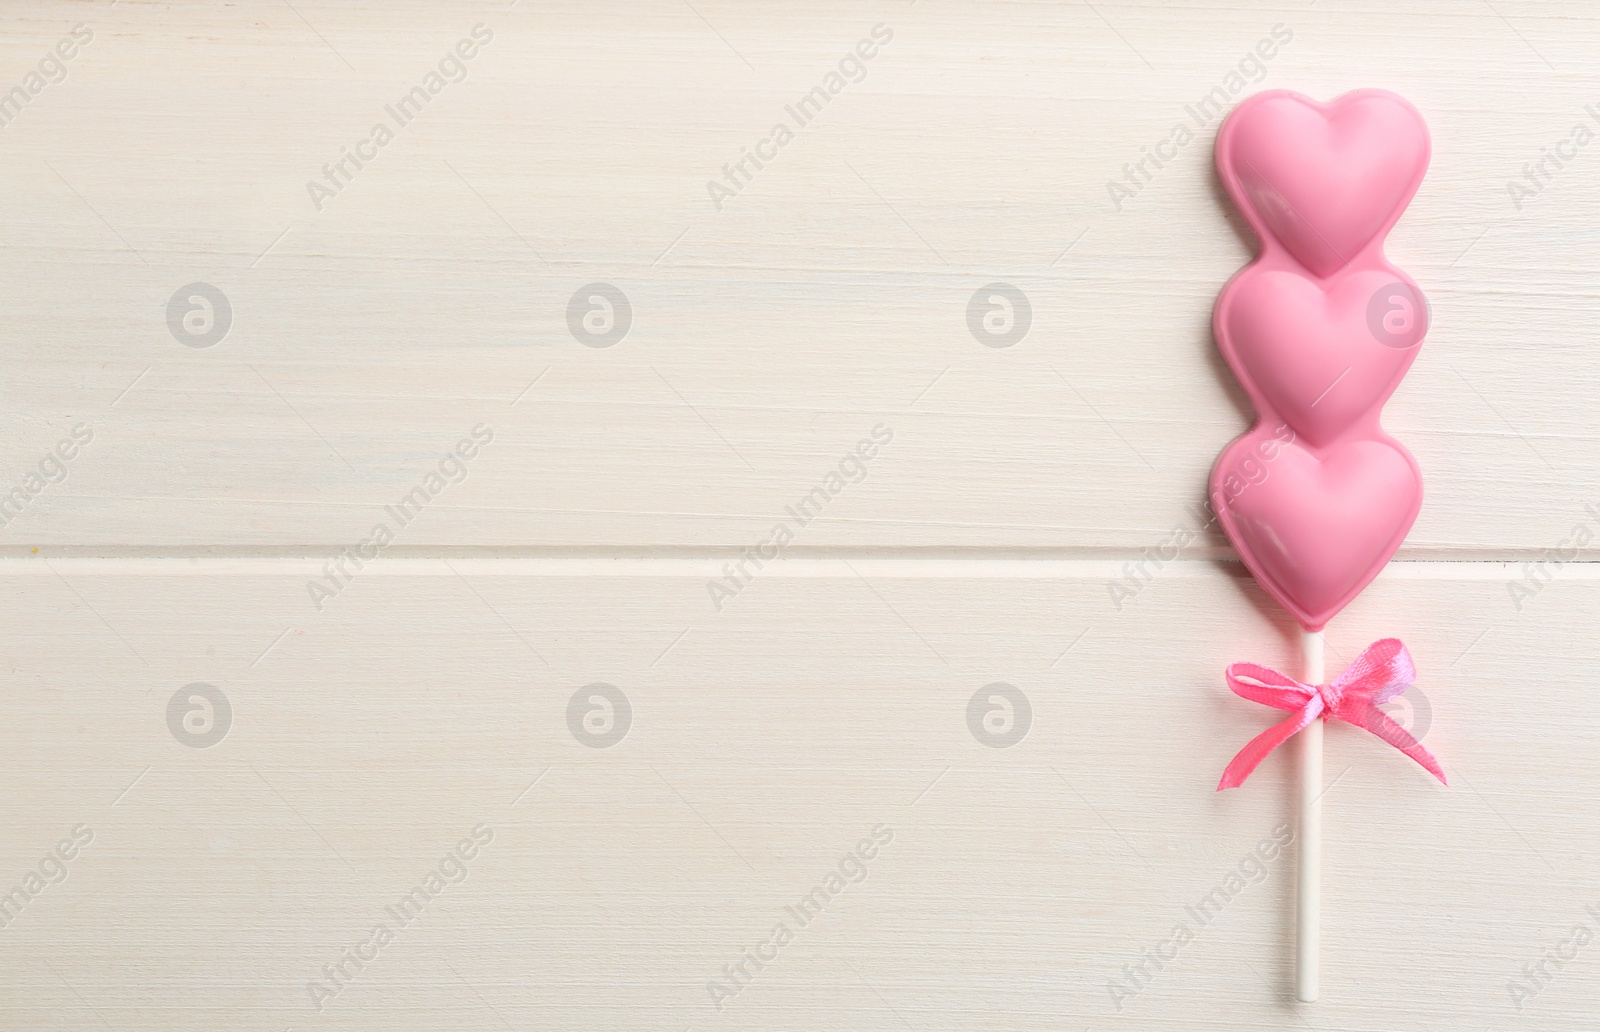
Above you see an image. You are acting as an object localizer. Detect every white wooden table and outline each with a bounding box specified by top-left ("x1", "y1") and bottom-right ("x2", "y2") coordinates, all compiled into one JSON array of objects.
[{"x1": 2, "y1": 2, "x2": 1597, "y2": 1029}]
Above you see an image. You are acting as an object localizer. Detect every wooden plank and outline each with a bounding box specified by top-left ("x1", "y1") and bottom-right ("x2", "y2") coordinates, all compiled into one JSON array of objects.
[
  {"x1": 0, "y1": 559, "x2": 1593, "y2": 1029},
  {"x1": 0, "y1": 3, "x2": 1595, "y2": 552}
]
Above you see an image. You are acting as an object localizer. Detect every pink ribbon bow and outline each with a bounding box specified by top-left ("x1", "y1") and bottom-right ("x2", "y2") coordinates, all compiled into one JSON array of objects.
[{"x1": 1217, "y1": 638, "x2": 1446, "y2": 791}]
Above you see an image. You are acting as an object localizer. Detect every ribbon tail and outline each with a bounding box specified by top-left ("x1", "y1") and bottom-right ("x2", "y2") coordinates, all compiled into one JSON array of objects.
[
  {"x1": 1398, "y1": 742, "x2": 1448, "y2": 786},
  {"x1": 1217, "y1": 703, "x2": 1320, "y2": 791},
  {"x1": 1348, "y1": 704, "x2": 1448, "y2": 786}
]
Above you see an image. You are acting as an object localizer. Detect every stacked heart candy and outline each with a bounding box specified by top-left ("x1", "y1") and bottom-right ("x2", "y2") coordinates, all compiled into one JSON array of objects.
[{"x1": 1210, "y1": 88, "x2": 1431, "y2": 632}]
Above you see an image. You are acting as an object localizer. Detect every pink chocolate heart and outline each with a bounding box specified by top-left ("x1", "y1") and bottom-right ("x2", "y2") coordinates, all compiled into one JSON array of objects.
[
  {"x1": 1217, "y1": 91, "x2": 1429, "y2": 277},
  {"x1": 1212, "y1": 434, "x2": 1422, "y2": 631},
  {"x1": 1220, "y1": 265, "x2": 1425, "y2": 447}
]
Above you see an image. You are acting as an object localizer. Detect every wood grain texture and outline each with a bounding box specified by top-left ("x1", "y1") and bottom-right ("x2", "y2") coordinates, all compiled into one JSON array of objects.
[{"x1": 3, "y1": 2, "x2": 1598, "y2": 1030}]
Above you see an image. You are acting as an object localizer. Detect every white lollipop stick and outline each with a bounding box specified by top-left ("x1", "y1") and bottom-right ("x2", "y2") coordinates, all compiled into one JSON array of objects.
[{"x1": 1296, "y1": 626, "x2": 1325, "y2": 1002}]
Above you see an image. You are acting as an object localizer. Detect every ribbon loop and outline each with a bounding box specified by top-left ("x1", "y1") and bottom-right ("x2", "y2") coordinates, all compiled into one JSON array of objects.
[{"x1": 1217, "y1": 638, "x2": 1445, "y2": 791}]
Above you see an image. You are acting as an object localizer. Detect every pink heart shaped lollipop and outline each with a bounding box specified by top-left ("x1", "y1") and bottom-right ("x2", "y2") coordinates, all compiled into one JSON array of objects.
[
  {"x1": 1208, "y1": 92, "x2": 1438, "y2": 1005},
  {"x1": 1210, "y1": 89, "x2": 1430, "y2": 630}
]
